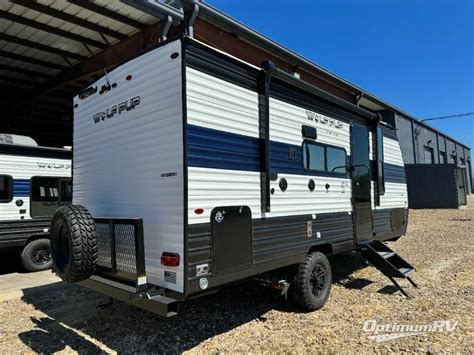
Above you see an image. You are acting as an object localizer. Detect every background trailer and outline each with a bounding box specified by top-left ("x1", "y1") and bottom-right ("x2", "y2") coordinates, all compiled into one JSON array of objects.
[{"x1": 0, "y1": 134, "x2": 71, "y2": 271}]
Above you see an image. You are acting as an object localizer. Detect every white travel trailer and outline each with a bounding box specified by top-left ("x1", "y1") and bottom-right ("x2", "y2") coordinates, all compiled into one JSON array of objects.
[
  {"x1": 50, "y1": 37, "x2": 416, "y2": 316},
  {"x1": 0, "y1": 134, "x2": 71, "y2": 271}
]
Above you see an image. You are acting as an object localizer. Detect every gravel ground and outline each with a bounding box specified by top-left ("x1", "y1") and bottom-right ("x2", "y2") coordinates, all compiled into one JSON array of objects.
[{"x1": 0, "y1": 198, "x2": 472, "y2": 353}]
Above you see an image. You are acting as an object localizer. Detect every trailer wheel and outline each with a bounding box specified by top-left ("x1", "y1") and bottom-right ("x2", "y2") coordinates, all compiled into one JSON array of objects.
[
  {"x1": 20, "y1": 238, "x2": 53, "y2": 272},
  {"x1": 290, "y1": 251, "x2": 332, "y2": 311},
  {"x1": 50, "y1": 205, "x2": 98, "y2": 283}
]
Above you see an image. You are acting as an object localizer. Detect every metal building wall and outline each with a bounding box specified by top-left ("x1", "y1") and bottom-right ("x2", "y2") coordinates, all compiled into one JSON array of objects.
[
  {"x1": 394, "y1": 113, "x2": 415, "y2": 164},
  {"x1": 405, "y1": 164, "x2": 460, "y2": 208},
  {"x1": 390, "y1": 112, "x2": 472, "y2": 196}
]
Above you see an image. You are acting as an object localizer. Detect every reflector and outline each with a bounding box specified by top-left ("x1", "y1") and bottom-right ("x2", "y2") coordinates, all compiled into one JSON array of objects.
[{"x1": 161, "y1": 252, "x2": 180, "y2": 267}]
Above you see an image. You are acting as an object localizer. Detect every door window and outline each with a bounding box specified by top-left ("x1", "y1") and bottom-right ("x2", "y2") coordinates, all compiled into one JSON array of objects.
[{"x1": 327, "y1": 147, "x2": 347, "y2": 174}]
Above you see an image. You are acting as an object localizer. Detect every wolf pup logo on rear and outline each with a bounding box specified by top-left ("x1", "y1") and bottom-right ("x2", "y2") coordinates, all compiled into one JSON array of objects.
[{"x1": 93, "y1": 96, "x2": 141, "y2": 124}]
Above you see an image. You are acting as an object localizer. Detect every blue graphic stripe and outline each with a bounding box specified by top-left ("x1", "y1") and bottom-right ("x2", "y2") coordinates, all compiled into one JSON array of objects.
[
  {"x1": 188, "y1": 124, "x2": 260, "y2": 172},
  {"x1": 187, "y1": 124, "x2": 405, "y2": 183},
  {"x1": 13, "y1": 179, "x2": 30, "y2": 197},
  {"x1": 270, "y1": 140, "x2": 305, "y2": 176}
]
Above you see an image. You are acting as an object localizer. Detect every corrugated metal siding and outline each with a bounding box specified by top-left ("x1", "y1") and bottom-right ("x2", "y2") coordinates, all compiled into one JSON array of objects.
[
  {"x1": 372, "y1": 209, "x2": 392, "y2": 239},
  {"x1": 187, "y1": 67, "x2": 260, "y2": 138},
  {"x1": 188, "y1": 168, "x2": 261, "y2": 225},
  {"x1": 0, "y1": 0, "x2": 157, "y2": 82},
  {"x1": 255, "y1": 212, "x2": 354, "y2": 261},
  {"x1": 270, "y1": 97, "x2": 351, "y2": 153},
  {"x1": 405, "y1": 164, "x2": 459, "y2": 208},
  {"x1": 187, "y1": 211, "x2": 354, "y2": 281}
]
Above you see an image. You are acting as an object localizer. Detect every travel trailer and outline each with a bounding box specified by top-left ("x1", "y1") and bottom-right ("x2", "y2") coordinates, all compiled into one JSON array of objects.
[
  {"x1": 50, "y1": 36, "x2": 416, "y2": 317},
  {"x1": 0, "y1": 134, "x2": 71, "y2": 271}
]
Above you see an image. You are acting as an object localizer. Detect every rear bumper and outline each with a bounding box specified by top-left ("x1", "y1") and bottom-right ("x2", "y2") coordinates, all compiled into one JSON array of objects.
[{"x1": 79, "y1": 275, "x2": 179, "y2": 317}]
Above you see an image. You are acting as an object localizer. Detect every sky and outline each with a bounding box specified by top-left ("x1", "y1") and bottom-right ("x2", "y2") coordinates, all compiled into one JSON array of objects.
[{"x1": 207, "y1": 0, "x2": 473, "y2": 152}]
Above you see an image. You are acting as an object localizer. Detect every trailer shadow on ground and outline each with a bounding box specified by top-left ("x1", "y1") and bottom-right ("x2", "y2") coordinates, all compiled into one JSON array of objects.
[
  {"x1": 0, "y1": 252, "x2": 25, "y2": 276},
  {"x1": 331, "y1": 251, "x2": 372, "y2": 288},
  {"x1": 18, "y1": 252, "x2": 370, "y2": 353}
]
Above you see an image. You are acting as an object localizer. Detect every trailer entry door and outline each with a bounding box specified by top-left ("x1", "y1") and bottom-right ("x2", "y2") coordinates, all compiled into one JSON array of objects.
[{"x1": 351, "y1": 123, "x2": 373, "y2": 243}]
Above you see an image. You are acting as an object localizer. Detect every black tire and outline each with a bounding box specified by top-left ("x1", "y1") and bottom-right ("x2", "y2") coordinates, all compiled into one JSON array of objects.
[
  {"x1": 50, "y1": 205, "x2": 98, "y2": 283},
  {"x1": 20, "y1": 238, "x2": 53, "y2": 272},
  {"x1": 290, "y1": 251, "x2": 332, "y2": 311}
]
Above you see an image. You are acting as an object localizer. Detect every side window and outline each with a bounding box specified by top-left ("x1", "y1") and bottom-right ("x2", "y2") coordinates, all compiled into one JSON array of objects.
[
  {"x1": 0, "y1": 175, "x2": 13, "y2": 203},
  {"x1": 60, "y1": 179, "x2": 72, "y2": 202},
  {"x1": 32, "y1": 177, "x2": 59, "y2": 202},
  {"x1": 303, "y1": 142, "x2": 347, "y2": 174},
  {"x1": 303, "y1": 144, "x2": 325, "y2": 171}
]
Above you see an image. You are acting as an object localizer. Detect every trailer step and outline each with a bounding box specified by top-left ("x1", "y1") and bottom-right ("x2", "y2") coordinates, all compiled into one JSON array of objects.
[{"x1": 360, "y1": 241, "x2": 417, "y2": 298}]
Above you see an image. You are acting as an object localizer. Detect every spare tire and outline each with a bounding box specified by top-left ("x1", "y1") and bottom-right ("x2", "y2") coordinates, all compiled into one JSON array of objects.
[{"x1": 50, "y1": 204, "x2": 98, "y2": 283}]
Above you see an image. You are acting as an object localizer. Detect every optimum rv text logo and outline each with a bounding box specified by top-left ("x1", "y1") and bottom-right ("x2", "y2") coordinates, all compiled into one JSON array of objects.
[
  {"x1": 363, "y1": 319, "x2": 459, "y2": 343},
  {"x1": 93, "y1": 96, "x2": 141, "y2": 124}
]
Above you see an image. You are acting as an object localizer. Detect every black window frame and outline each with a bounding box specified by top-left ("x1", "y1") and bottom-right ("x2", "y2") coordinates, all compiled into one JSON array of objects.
[
  {"x1": 0, "y1": 175, "x2": 13, "y2": 203},
  {"x1": 302, "y1": 140, "x2": 348, "y2": 176}
]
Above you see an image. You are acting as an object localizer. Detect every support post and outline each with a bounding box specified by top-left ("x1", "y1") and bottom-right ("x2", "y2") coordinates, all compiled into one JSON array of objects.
[
  {"x1": 185, "y1": 1, "x2": 200, "y2": 38},
  {"x1": 160, "y1": 15, "x2": 173, "y2": 42}
]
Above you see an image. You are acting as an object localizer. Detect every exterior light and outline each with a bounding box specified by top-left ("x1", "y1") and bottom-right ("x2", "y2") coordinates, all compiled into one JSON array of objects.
[{"x1": 199, "y1": 277, "x2": 209, "y2": 290}]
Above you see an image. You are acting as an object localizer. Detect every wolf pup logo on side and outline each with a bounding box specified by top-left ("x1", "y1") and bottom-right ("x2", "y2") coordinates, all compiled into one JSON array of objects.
[
  {"x1": 306, "y1": 110, "x2": 344, "y2": 129},
  {"x1": 93, "y1": 96, "x2": 141, "y2": 123}
]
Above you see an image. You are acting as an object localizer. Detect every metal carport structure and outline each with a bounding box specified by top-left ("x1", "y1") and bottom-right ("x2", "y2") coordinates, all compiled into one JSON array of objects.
[{"x1": 1, "y1": 0, "x2": 161, "y2": 147}]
